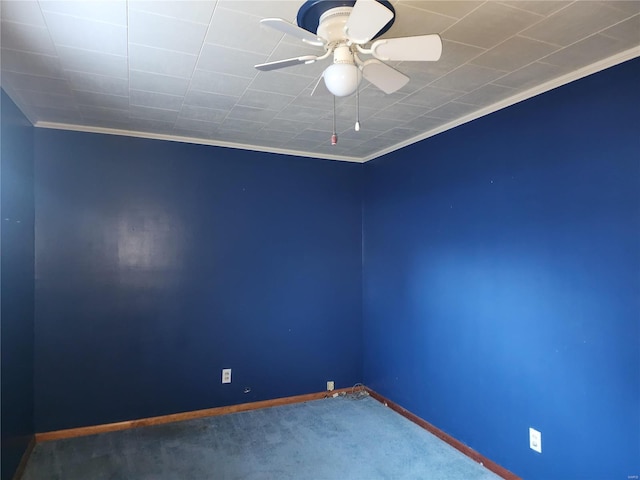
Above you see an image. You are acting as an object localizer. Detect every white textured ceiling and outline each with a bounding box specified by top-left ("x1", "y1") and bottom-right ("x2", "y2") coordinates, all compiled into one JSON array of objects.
[{"x1": 1, "y1": 0, "x2": 639, "y2": 162}]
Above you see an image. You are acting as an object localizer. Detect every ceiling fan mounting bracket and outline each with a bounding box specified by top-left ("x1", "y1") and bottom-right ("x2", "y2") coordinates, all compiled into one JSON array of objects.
[
  {"x1": 297, "y1": 0, "x2": 395, "y2": 39},
  {"x1": 317, "y1": 7, "x2": 352, "y2": 44}
]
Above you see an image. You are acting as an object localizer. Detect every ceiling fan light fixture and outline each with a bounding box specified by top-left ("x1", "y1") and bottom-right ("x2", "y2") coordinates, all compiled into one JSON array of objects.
[{"x1": 323, "y1": 63, "x2": 362, "y2": 97}]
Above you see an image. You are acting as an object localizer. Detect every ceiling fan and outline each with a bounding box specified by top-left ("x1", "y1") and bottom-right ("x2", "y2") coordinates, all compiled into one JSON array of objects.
[{"x1": 255, "y1": 0, "x2": 443, "y2": 98}]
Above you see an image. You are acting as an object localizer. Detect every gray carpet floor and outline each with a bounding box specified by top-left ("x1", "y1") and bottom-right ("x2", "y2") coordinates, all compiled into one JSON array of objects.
[{"x1": 22, "y1": 394, "x2": 503, "y2": 479}]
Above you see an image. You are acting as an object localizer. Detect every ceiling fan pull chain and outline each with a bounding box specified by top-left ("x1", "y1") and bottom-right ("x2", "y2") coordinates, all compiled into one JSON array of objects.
[
  {"x1": 355, "y1": 77, "x2": 361, "y2": 132},
  {"x1": 331, "y1": 95, "x2": 338, "y2": 145}
]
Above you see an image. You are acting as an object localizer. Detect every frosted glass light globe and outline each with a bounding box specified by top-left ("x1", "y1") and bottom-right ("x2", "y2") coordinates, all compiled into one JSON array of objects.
[{"x1": 323, "y1": 63, "x2": 362, "y2": 97}]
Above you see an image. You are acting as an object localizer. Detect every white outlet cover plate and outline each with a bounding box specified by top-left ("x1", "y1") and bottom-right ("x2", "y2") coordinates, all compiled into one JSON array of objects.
[
  {"x1": 327, "y1": 381, "x2": 335, "y2": 391},
  {"x1": 222, "y1": 368, "x2": 232, "y2": 384},
  {"x1": 529, "y1": 427, "x2": 542, "y2": 453}
]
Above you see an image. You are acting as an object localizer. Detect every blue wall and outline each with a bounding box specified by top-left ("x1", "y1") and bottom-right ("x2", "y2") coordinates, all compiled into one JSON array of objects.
[
  {"x1": 363, "y1": 58, "x2": 640, "y2": 480},
  {"x1": 34, "y1": 131, "x2": 363, "y2": 431},
  {"x1": 1, "y1": 91, "x2": 35, "y2": 479}
]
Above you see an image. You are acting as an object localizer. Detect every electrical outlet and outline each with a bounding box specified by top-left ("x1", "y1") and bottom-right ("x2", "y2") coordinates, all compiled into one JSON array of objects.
[
  {"x1": 529, "y1": 427, "x2": 542, "y2": 453},
  {"x1": 222, "y1": 368, "x2": 232, "y2": 384},
  {"x1": 327, "y1": 381, "x2": 335, "y2": 391}
]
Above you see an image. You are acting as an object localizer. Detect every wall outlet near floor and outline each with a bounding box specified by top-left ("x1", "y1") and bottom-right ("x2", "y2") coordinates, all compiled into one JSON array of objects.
[
  {"x1": 222, "y1": 368, "x2": 232, "y2": 384},
  {"x1": 327, "y1": 381, "x2": 335, "y2": 391},
  {"x1": 529, "y1": 427, "x2": 542, "y2": 453}
]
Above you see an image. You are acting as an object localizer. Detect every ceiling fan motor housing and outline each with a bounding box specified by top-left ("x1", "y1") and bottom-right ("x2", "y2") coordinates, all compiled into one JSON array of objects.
[
  {"x1": 297, "y1": 0, "x2": 395, "y2": 37},
  {"x1": 317, "y1": 7, "x2": 353, "y2": 44}
]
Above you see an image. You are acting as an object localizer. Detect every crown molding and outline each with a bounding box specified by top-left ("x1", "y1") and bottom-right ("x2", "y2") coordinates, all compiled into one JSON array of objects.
[
  {"x1": 361, "y1": 47, "x2": 640, "y2": 163},
  {"x1": 33, "y1": 48, "x2": 639, "y2": 164},
  {"x1": 33, "y1": 122, "x2": 364, "y2": 164}
]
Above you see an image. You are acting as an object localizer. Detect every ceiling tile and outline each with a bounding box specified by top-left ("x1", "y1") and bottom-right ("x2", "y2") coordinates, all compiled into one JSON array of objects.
[
  {"x1": 295, "y1": 129, "x2": 334, "y2": 143},
  {"x1": 283, "y1": 137, "x2": 323, "y2": 151},
  {"x1": 354, "y1": 136, "x2": 399, "y2": 152},
  {"x1": 43, "y1": 11, "x2": 127, "y2": 56},
  {"x1": 288, "y1": 89, "x2": 335, "y2": 112},
  {"x1": 442, "y1": 2, "x2": 542, "y2": 48},
  {"x1": 238, "y1": 89, "x2": 295, "y2": 111},
  {"x1": 312, "y1": 145, "x2": 362, "y2": 159},
  {"x1": 129, "y1": 117, "x2": 177, "y2": 135},
  {"x1": 16, "y1": 90, "x2": 74, "y2": 110},
  {"x1": 392, "y1": 63, "x2": 442, "y2": 89},
  {"x1": 456, "y1": 84, "x2": 517, "y2": 106},
  {"x1": 345, "y1": 87, "x2": 408, "y2": 109},
  {"x1": 431, "y1": 64, "x2": 507, "y2": 92},
  {"x1": 470, "y1": 36, "x2": 559, "y2": 71},
  {"x1": 129, "y1": 105, "x2": 179, "y2": 123},
  {"x1": 382, "y1": 126, "x2": 425, "y2": 141},
  {"x1": 78, "y1": 105, "x2": 129, "y2": 122},
  {"x1": 72, "y1": 90, "x2": 129, "y2": 110},
  {"x1": 251, "y1": 128, "x2": 298, "y2": 144},
  {"x1": 541, "y1": 34, "x2": 633, "y2": 71},
  {"x1": 276, "y1": 105, "x2": 328, "y2": 123},
  {"x1": 381, "y1": 3, "x2": 457, "y2": 37},
  {"x1": 183, "y1": 90, "x2": 239, "y2": 111},
  {"x1": 601, "y1": 16, "x2": 640, "y2": 46},
  {"x1": 174, "y1": 117, "x2": 218, "y2": 134},
  {"x1": 424, "y1": 101, "x2": 480, "y2": 120},
  {"x1": 128, "y1": 1, "x2": 216, "y2": 24},
  {"x1": 1, "y1": 49, "x2": 63, "y2": 78},
  {"x1": 56, "y1": 46, "x2": 127, "y2": 78},
  {"x1": 1, "y1": 71, "x2": 72, "y2": 96},
  {"x1": 521, "y1": 2, "x2": 630, "y2": 46},
  {"x1": 65, "y1": 71, "x2": 128, "y2": 97},
  {"x1": 129, "y1": 44, "x2": 198, "y2": 77},
  {"x1": 405, "y1": 115, "x2": 448, "y2": 131},
  {"x1": 206, "y1": 8, "x2": 282, "y2": 55},
  {"x1": 375, "y1": 103, "x2": 427, "y2": 122},
  {"x1": 249, "y1": 71, "x2": 315, "y2": 96},
  {"x1": 190, "y1": 70, "x2": 253, "y2": 97},
  {"x1": 262, "y1": 118, "x2": 314, "y2": 134},
  {"x1": 28, "y1": 105, "x2": 83, "y2": 124},
  {"x1": 492, "y1": 61, "x2": 564, "y2": 90},
  {"x1": 331, "y1": 103, "x2": 376, "y2": 121},
  {"x1": 499, "y1": 1, "x2": 570, "y2": 16},
  {"x1": 350, "y1": 115, "x2": 405, "y2": 133},
  {"x1": 338, "y1": 127, "x2": 387, "y2": 142},
  {"x1": 128, "y1": 9, "x2": 208, "y2": 54},
  {"x1": 179, "y1": 105, "x2": 227, "y2": 124},
  {"x1": 605, "y1": 1, "x2": 640, "y2": 15},
  {"x1": 1, "y1": 21, "x2": 57, "y2": 56},
  {"x1": 130, "y1": 90, "x2": 184, "y2": 111},
  {"x1": 308, "y1": 114, "x2": 335, "y2": 132},
  {"x1": 39, "y1": 1, "x2": 127, "y2": 26},
  {"x1": 227, "y1": 105, "x2": 280, "y2": 123},
  {"x1": 1, "y1": 1, "x2": 47, "y2": 26},
  {"x1": 401, "y1": 1, "x2": 483, "y2": 19},
  {"x1": 197, "y1": 44, "x2": 264, "y2": 79},
  {"x1": 130, "y1": 70, "x2": 190, "y2": 96},
  {"x1": 217, "y1": 117, "x2": 266, "y2": 134},
  {"x1": 217, "y1": 1, "x2": 300, "y2": 22}
]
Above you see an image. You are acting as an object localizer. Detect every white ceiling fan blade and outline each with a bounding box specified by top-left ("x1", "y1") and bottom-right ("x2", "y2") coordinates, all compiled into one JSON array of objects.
[
  {"x1": 260, "y1": 18, "x2": 325, "y2": 47},
  {"x1": 344, "y1": 0, "x2": 394, "y2": 44},
  {"x1": 255, "y1": 55, "x2": 317, "y2": 71},
  {"x1": 362, "y1": 60, "x2": 409, "y2": 94},
  {"x1": 371, "y1": 34, "x2": 443, "y2": 62}
]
